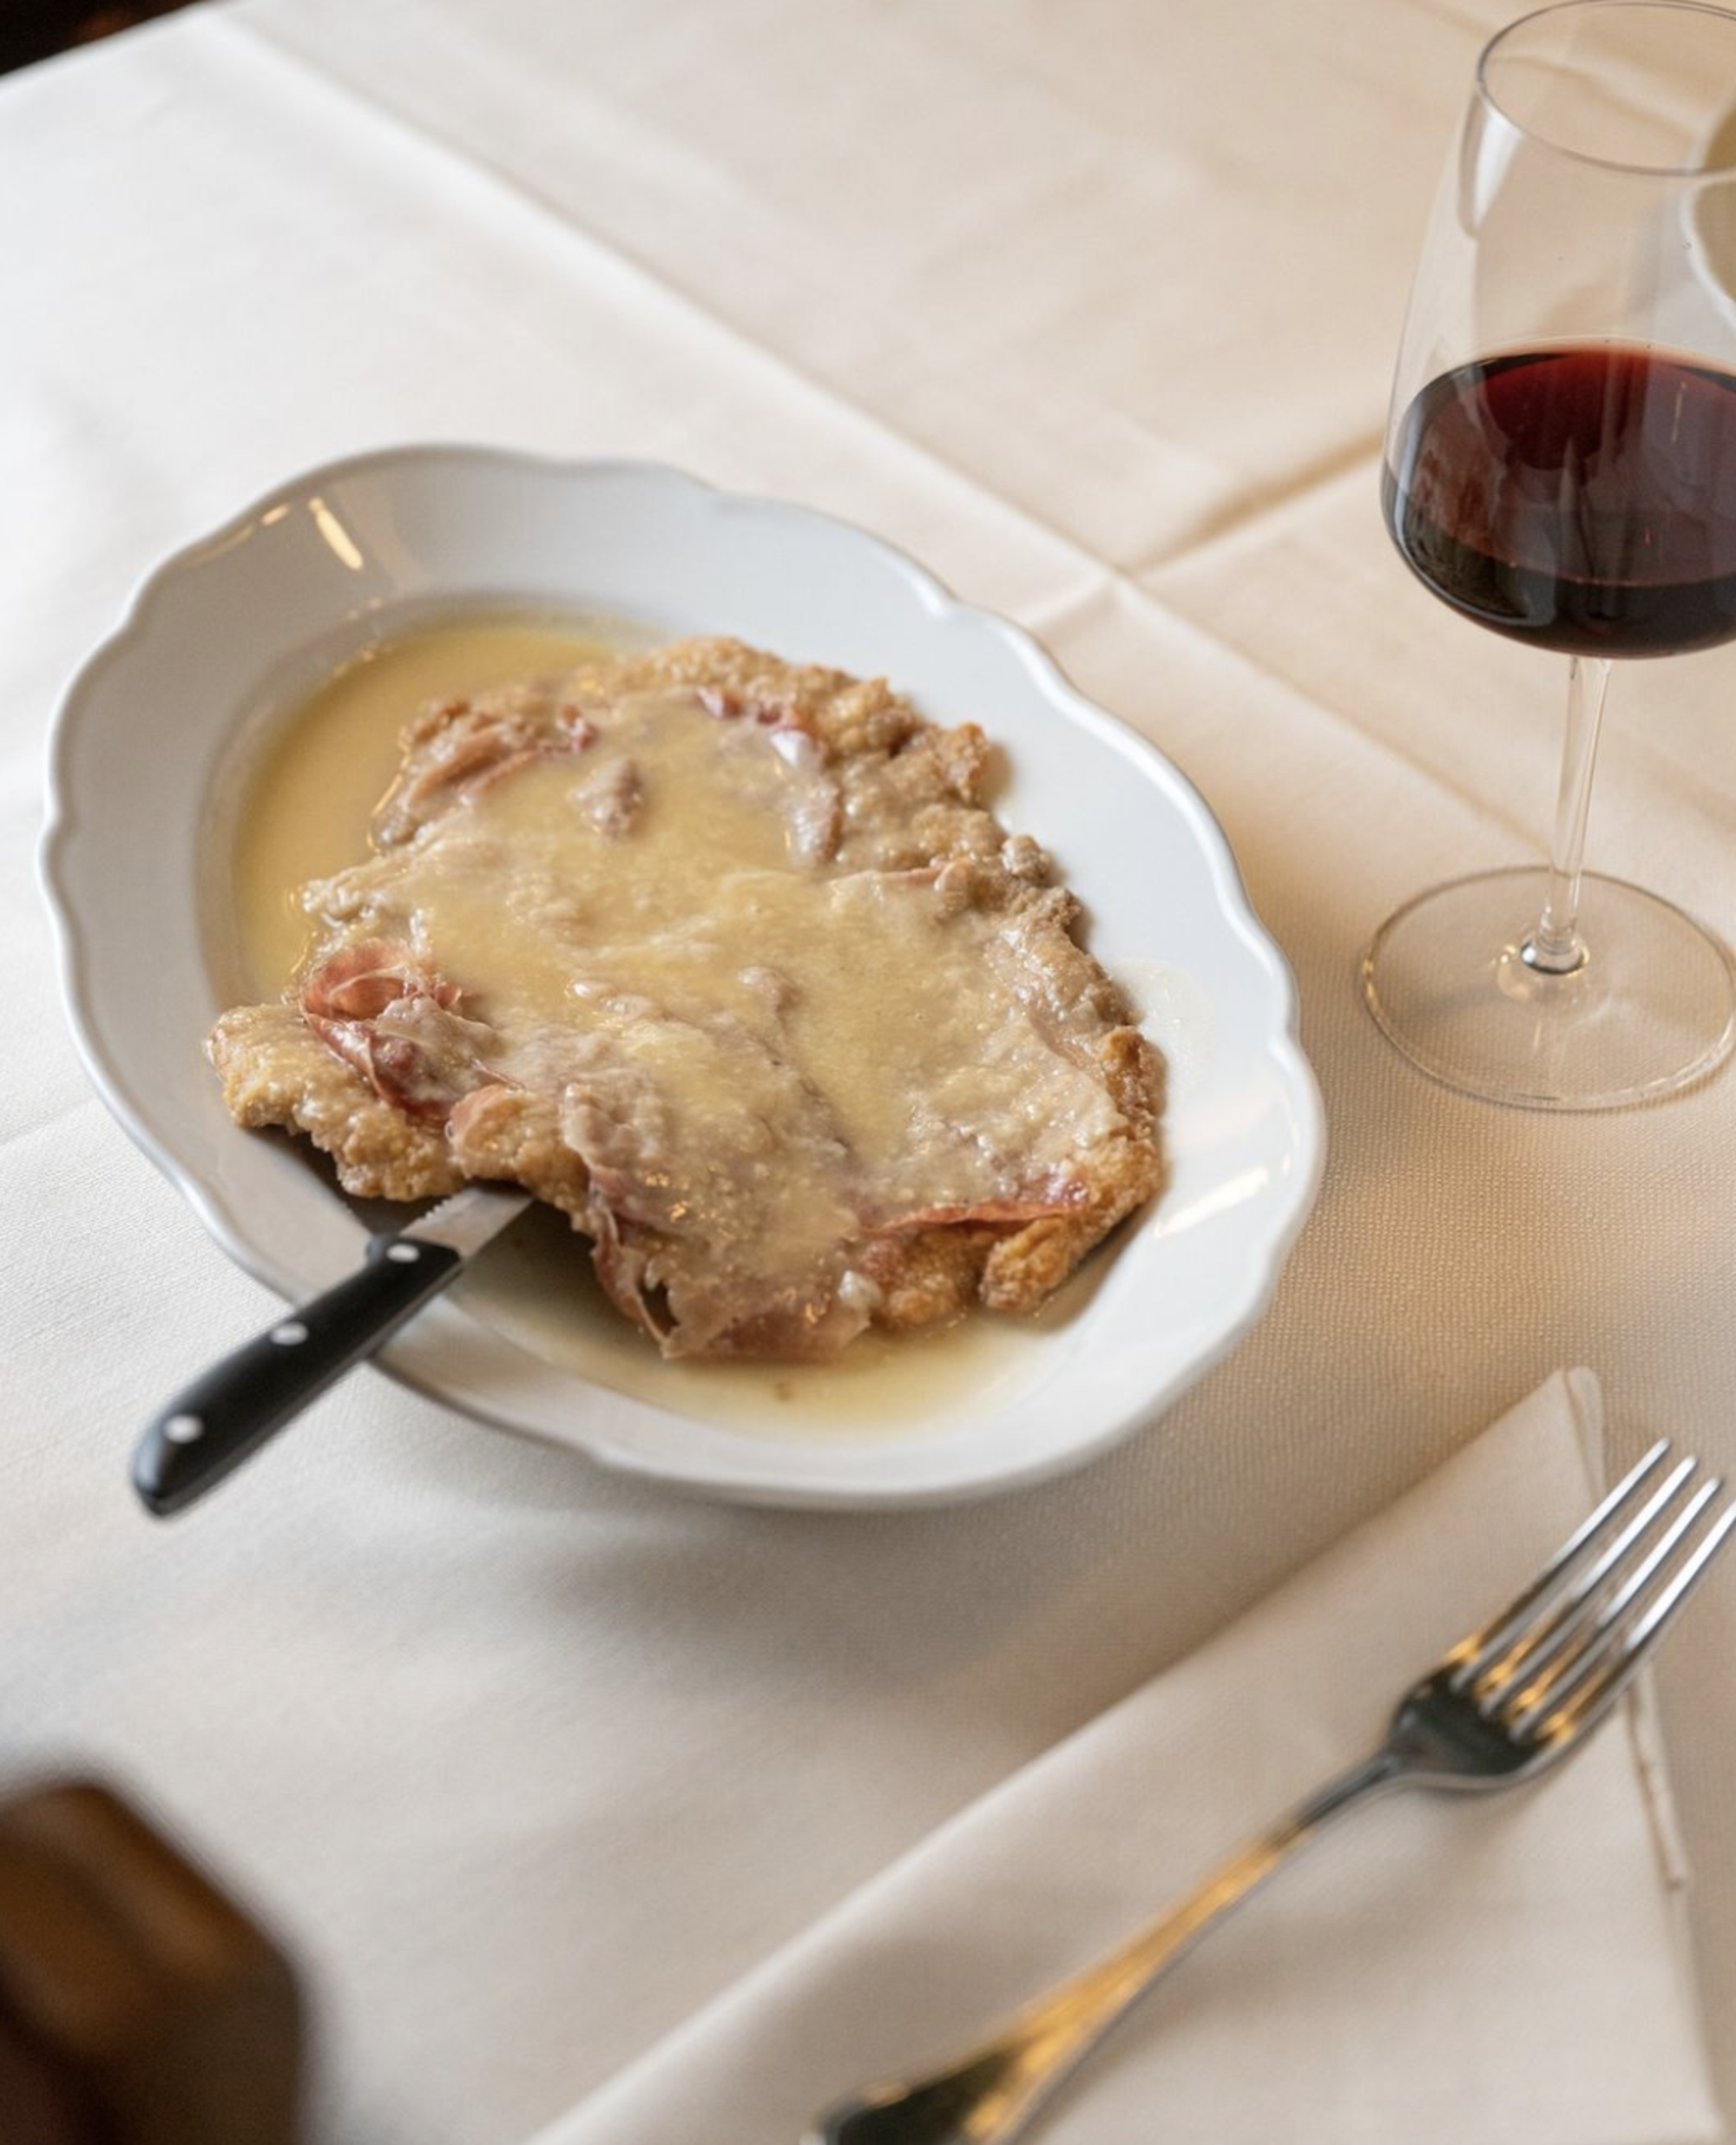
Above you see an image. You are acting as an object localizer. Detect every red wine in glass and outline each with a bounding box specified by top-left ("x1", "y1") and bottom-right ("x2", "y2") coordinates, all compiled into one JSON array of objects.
[
  {"x1": 1362, "y1": 0, "x2": 1736, "y2": 1111},
  {"x1": 1383, "y1": 343, "x2": 1736, "y2": 661}
]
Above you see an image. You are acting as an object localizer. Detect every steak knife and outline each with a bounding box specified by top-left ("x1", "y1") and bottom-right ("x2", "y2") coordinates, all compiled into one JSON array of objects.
[{"x1": 133, "y1": 1184, "x2": 533, "y2": 1517}]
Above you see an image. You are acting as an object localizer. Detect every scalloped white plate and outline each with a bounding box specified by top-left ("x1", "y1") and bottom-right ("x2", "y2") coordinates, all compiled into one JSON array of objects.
[{"x1": 43, "y1": 447, "x2": 1322, "y2": 1508}]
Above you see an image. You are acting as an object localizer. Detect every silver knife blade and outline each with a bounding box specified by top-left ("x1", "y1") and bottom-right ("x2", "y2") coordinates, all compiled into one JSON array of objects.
[{"x1": 398, "y1": 1181, "x2": 536, "y2": 1260}]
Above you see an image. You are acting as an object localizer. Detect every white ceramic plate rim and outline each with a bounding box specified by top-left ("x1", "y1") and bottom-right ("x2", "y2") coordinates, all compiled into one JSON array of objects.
[{"x1": 42, "y1": 444, "x2": 1324, "y2": 1508}]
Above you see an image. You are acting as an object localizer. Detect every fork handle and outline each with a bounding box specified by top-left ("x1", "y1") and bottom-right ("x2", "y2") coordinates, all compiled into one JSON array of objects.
[{"x1": 818, "y1": 1749, "x2": 1404, "y2": 2145}]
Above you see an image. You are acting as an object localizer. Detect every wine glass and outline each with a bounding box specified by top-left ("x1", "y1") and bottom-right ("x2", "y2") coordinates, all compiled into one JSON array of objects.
[{"x1": 1362, "y1": 0, "x2": 1736, "y2": 1109}]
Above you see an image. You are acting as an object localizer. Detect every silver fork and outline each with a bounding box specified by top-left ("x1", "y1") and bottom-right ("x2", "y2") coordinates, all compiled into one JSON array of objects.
[{"x1": 808, "y1": 1438, "x2": 1735, "y2": 2145}]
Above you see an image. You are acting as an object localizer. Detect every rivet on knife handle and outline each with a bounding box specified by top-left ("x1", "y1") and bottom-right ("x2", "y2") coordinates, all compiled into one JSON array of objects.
[{"x1": 133, "y1": 1233, "x2": 464, "y2": 1518}]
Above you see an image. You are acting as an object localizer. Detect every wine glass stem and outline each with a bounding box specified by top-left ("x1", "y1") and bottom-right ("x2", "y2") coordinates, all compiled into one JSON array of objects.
[{"x1": 1523, "y1": 655, "x2": 1613, "y2": 976}]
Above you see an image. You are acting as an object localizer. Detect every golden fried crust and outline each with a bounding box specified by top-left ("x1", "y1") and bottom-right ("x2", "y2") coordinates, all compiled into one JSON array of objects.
[
  {"x1": 207, "y1": 1005, "x2": 463, "y2": 1201},
  {"x1": 555, "y1": 639, "x2": 1006, "y2": 872},
  {"x1": 595, "y1": 638, "x2": 925, "y2": 760},
  {"x1": 444, "y1": 1083, "x2": 591, "y2": 1218},
  {"x1": 858, "y1": 1223, "x2": 1003, "y2": 1331},
  {"x1": 981, "y1": 1114, "x2": 1164, "y2": 1314},
  {"x1": 857, "y1": 1082, "x2": 1164, "y2": 1330}
]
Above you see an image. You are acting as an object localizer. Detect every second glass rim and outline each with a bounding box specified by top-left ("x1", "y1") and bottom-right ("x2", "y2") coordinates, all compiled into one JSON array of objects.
[{"x1": 1477, "y1": 0, "x2": 1736, "y2": 178}]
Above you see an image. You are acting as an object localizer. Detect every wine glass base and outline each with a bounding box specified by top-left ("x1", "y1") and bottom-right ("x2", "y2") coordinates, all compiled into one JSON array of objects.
[{"x1": 1360, "y1": 867, "x2": 1736, "y2": 1110}]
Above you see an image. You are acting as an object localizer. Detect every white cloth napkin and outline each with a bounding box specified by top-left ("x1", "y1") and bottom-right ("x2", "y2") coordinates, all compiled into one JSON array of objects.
[{"x1": 527, "y1": 1372, "x2": 1720, "y2": 2145}]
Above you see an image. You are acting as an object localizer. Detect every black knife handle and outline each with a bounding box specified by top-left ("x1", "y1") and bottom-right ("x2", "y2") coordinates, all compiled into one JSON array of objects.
[{"x1": 133, "y1": 1234, "x2": 464, "y2": 1517}]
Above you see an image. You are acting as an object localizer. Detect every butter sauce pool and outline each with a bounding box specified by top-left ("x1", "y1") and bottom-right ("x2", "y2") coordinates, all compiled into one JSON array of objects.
[{"x1": 233, "y1": 614, "x2": 629, "y2": 995}]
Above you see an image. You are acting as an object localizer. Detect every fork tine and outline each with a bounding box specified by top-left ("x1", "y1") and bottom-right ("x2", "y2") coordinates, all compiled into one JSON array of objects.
[
  {"x1": 1447, "y1": 1438, "x2": 1674, "y2": 1692},
  {"x1": 1472, "y1": 1457, "x2": 1707, "y2": 1714},
  {"x1": 1501, "y1": 1475, "x2": 1722, "y2": 1731},
  {"x1": 1517, "y1": 1487, "x2": 1736, "y2": 1747}
]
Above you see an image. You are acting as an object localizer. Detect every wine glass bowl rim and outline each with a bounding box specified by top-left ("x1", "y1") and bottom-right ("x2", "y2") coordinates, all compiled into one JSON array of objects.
[{"x1": 1476, "y1": 0, "x2": 1736, "y2": 179}]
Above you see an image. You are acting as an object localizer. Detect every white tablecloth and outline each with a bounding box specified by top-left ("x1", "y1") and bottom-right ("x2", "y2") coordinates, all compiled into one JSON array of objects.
[{"x1": 4, "y1": 3, "x2": 1735, "y2": 2141}]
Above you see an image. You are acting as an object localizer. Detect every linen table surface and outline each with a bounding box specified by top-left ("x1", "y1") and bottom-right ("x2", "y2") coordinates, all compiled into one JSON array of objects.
[{"x1": 4, "y1": 2, "x2": 1736, "y2": 2141}]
